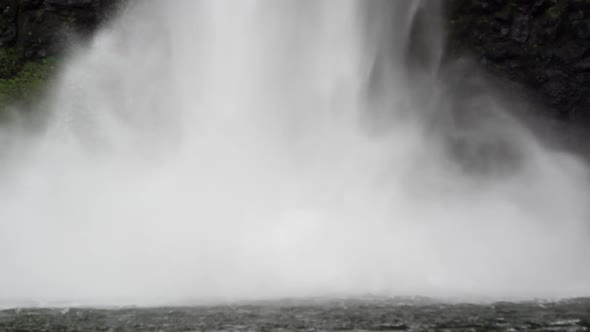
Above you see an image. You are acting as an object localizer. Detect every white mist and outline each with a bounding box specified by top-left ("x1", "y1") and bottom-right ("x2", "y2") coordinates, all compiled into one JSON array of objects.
[{"x1": 0, "y1": 0, "x2": 589, "y2": 306}]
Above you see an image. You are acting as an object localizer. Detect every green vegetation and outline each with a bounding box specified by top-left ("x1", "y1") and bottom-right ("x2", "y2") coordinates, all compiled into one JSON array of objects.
[{"x1": 0, "y1": 57, "x2": 58, "y2": 107}]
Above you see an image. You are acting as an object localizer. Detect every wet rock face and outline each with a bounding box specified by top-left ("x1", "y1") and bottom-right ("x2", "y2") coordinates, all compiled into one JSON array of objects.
[
  {"x1": 447, "y1": 0, "x2": 590, "y2": 125},
  {"x1": 0, "y1": 0, "x2": 117, "y2": 75},
  {"x1": 24, "y1": 0, "x2": 118, "y2": 59}
]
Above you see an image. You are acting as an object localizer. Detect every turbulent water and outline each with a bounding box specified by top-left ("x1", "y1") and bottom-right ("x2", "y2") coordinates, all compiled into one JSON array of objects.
[{"x1": 0, "y1": 0, "x2": 589, "y2": 306}]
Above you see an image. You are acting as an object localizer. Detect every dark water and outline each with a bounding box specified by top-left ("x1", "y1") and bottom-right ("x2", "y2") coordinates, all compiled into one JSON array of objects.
[{"x1": 2, "y1": 299, "x2": 590, "y2": 331}]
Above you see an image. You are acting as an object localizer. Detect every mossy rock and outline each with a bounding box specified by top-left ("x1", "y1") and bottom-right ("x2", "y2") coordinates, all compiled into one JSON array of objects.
[
  {"x1": 0, "y1": 47, "x2": 22, "y2": 78},
  {"x1": 0, "y1": 57, "x2": 58, "y2": 108}
]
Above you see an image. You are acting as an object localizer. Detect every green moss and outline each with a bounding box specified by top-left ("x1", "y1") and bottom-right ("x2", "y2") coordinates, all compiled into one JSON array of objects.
[{"x1": 0, "y1": 57, "x2": 58, "y2": 107}]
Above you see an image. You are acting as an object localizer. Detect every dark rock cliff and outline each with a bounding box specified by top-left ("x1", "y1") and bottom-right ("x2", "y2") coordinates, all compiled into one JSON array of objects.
[
  {"x1": 448, "y1": 0, "x2": 590, "y2": 126},
  {"x1": 0, "y1": 0, "x2": 117, "y2": 106},
  {"x1": 0, "y1": 0, "x2": 117, "y2": 61}
]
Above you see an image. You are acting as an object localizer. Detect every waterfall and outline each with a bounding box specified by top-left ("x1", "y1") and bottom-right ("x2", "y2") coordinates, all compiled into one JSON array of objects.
[{"x1": 0, "y1": 0, "x2": 589, "y2": 306}]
